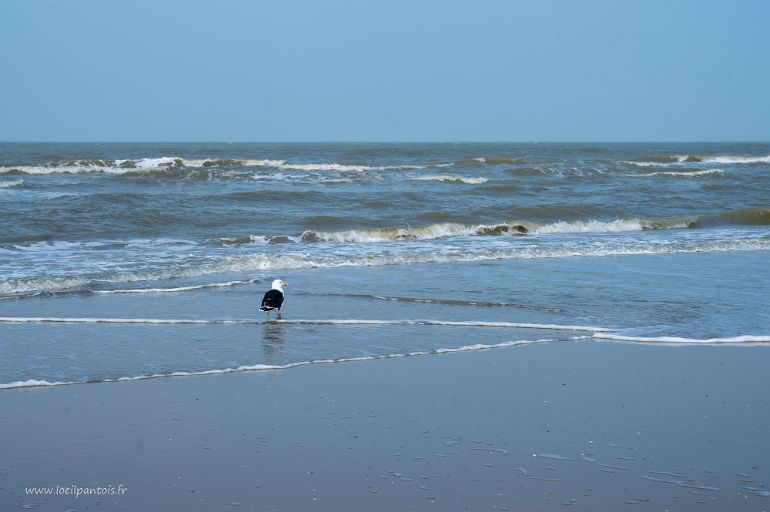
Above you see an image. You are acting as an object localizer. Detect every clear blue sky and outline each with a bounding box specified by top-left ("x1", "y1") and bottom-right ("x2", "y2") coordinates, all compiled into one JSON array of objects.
[{"x1": 1, "y1": 0, "x2": 768, "y2": 142}]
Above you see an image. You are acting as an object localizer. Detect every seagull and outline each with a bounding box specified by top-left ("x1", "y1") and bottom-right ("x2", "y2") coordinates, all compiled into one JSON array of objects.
[{"x1": 260, "y1": 279, "x2": 288, "y2": 320}]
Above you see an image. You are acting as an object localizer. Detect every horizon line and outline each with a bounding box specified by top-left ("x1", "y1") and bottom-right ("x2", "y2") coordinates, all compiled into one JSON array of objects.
[{"x1": 2, "y1": 140, "x2": 770, "y2": 145}]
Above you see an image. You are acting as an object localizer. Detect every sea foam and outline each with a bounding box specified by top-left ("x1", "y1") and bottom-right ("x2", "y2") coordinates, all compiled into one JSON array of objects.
[
  {"x1": 410, "y1": 175, "x2": 489, "y2": 184},
  {"x1": 628, "y1": 154, "x2": 770, "y2": 167},
  {"x1": 0, "y1": 157, "x2": 454, "y2": 175},
  {"x1": 594, "y1": 333, "x2": 770, "y2": 344},
  {"x1": 3, "y1": 235, "x2": 770, "y2": 298},
  {"x1": 635, "y1": 169, "x2": 725, "y2": 178}
]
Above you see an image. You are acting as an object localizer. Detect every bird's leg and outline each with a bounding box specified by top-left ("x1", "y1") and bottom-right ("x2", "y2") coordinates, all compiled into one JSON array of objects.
[{"x1": 276, "y1": 313, "x2": 283, "y2": 320}]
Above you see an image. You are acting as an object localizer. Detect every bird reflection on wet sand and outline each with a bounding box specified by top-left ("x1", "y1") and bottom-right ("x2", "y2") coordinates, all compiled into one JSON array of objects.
[{"x1": 261, "y1": 322, "x2": 286, "y2": 365}]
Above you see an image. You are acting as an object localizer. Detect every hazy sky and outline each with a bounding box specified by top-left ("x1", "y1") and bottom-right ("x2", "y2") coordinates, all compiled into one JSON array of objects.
[{"x1": 1, "y1": 0, "x2": 768, "y2": 142}]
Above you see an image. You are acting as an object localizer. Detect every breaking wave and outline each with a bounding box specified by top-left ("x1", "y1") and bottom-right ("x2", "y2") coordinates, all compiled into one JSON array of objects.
[
  {"x1": 410, "y1": 175, "x2": 488, "y2": 184},
  {"x1": 633, "y1": 169, "x2": 725, "y2": 178},
  {"x1": 296, "y1": 218, "x2": 675, "y2": 244},
  {"x1": 262, "y1": 215, "x2": 728, "y2": 245},
  {"x1": 288, "y1": 208, "x2": 768, "y2": 243},
  {"x1": 629, "y1": 154, "x2": 770, "y2": 167},
  {"x1": 299, "y1": 222, "x2": 528, "y2": 243},
  {"x1": 0, "y1": 179, "x2": 23, "y2": 188},
  {"x1": 0, "y1": 157, "x2": 453, "y2": 175},
  {"x1": 460, "y1": 157, "x2": 525, "y2": 166}
]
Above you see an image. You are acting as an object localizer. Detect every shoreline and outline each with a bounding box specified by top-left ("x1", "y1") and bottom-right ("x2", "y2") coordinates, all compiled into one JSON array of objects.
[{"x1": 2, "y1": 341, "x2": 769, "y2": 511}]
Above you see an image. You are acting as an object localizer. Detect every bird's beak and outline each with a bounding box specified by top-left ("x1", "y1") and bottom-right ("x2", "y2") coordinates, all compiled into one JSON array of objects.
[{"x1": 282, "y1": 281, "x2": 289, "y2": 287}]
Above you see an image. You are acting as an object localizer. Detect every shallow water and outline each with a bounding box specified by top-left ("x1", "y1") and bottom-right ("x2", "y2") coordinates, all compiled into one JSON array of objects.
[{"x1": 1, "y1": 143, "x2": 768, "y2": 388}]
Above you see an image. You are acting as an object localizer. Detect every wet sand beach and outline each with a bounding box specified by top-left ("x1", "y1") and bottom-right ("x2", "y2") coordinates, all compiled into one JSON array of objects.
[{"x1": 2, "y1": 340, "x2": 769, "y2": 511}]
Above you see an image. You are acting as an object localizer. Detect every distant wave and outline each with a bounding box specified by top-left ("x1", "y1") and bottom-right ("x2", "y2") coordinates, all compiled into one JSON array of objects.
[
  {"x1": 629, "y1": 154, "x2": 770, "y2": 167},
  {"x1": 502, "y1": 166, "x2": 605, "y2": 176},
  {"x1": 319, "y1": 178, "x2": 354, "y2": 184},
  {"x1": 410, "y1": 175, "x2": 489, "y2": 184},
  {"x1": 0, "y1": 157, "x2": 184, "y2": 175},
  {"x1": 459, "y1": 157, "x2": 525, "y2": 166},
  {"x1": 4, "y1": 152, "x2": 767, "y2": 176},
  {"x1": 0, "y1": 157, "x2": 454, "y2": 175},
  {"x1": 631, "y1": 168, "x2": 725, "y2": 178},
  {"x1": 0, "y1": 179, "x2": 23, "y2": 188},
  {"x1": 250, "y1": 160, "x2": 452, "y2": 173}
]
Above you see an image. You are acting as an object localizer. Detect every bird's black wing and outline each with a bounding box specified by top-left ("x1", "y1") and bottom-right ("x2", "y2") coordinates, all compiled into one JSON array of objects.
[{"x1": 260, "y1": 289, "x2": 284, "y2": 310}]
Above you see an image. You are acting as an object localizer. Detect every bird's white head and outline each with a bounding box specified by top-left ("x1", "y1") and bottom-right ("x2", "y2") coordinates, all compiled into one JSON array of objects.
[{"x1": 271, "y1": 279, "x2": 288, "y2": 291}]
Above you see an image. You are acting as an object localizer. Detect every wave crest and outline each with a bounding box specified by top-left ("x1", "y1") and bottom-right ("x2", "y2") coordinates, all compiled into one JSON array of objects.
[
  {"x1": 692, "y1": 207, "x2": 770, "y2": 227},
  {"x1": 630, "y1": 154, "x2": 770, "y2": 167},
  {"x1": 209, "y1": 208, "x2": 769, "y2": 247},
  {"x1": 0, "y1": 157, "x2": 453, "y2": 175},
  {"x1": 296, "y1": 217, "x2": 695, "y2": 243},
  {"x1": 459, "y1": 157, "x2": 525, "y2": 166},
  {"x1": 300, "y1": 222, "x2": 529, "y2": 243},
  {"x1": 634, "y1": 169, "x2": 725, "y2": 178},
  {"x1": 411, "y1": 175, "x2": 488, "y2": 184}
]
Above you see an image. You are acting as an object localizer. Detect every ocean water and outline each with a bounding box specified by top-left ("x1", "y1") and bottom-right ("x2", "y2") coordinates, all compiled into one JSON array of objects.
[{"x1": 1, "y1": 142, "x2": 768, "y2": 389}]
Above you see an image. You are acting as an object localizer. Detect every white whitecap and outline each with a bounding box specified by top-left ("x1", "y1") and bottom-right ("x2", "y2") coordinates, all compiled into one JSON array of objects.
[
  {"x1": 533, "y1": 219, "x2": 645, "y2": 234},
  {"x1": 633, "y1": 169, "x2": 725, "y2": 178},
  {"x1": 0, "y1": 379, "x2": 70, "y2": 390},
  {"x1": 411, "y1": 175, "x2": 488, "y2": 184}
]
